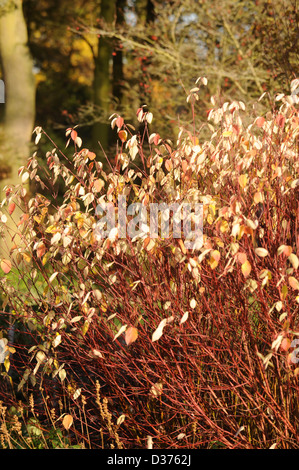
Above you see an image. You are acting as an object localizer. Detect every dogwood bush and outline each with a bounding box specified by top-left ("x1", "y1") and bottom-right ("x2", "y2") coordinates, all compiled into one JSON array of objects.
[{"x1": 0, "y1": 78, "x2": 298, "y2": 449}]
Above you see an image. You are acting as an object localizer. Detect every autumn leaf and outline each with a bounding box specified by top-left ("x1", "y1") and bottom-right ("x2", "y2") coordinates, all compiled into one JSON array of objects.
[
  {"x1": 88, "y1": 151, "x2": 96, "y2": 161},
  {"x1": 209, "y1": 250, "x2": 220, "y2": 269},
  {"x1": 1, "y1": 259, "x2": 11, "y2": 274},
  {"x1": 241, "y1": 260, "x2": 251, "y2": 277},
  {"x1": 118, "y1": 130, "x2": 128, "y2": 142},
  {"x1": 116, "y1": 116, "x2": 124, "y2": 129},
  {"x1": 256, "y1": 117, "x2": 265, "y2": 127},
  {"x1": 125, "y1": 326, "x2": 138, "y2": 346},
  {"x1": 238, "y1": 174, "x2": 247, "y2": 189},
  {"x1": 289, "y1": 276, "x2": 299, "y2": 290},
  {"x1": 36, "y1": 242, "x2": 46, "y2": 259},
  {"x1": 254, "y1": 247, "x2": 269, "y2": 257},
  {"x1": 236, "y1": 252, "x2": 247, "y2": 264},
  {"x1": 71, "y1": 129, "x2": 77, "y2": 141},
  {"x1": 277, "y1": 245, "x2": 292, "y2": 256},
  {"x1": 8, "y1": 202, "x2": 16, "y2": 215},
  {"x1": 93, "y1": 178, "x2": 105, "y2": 192},
  {"x1": 62, "y1": 414, "x2": 73, "y2": 430}
]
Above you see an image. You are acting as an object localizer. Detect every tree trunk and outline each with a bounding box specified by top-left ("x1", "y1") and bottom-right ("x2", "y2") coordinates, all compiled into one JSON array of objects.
[
  {"x1": 92, "y1": 0, "x2": 116, "y2": 154},
  {"x1": 0, "y1": 0, "x2": 36, "y2": 257}
]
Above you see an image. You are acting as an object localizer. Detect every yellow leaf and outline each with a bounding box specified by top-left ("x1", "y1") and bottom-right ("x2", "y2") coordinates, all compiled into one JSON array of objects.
[
  {"x1": 222, "y1": 130, "x2": 232, "y2": 137},
  {"x1": 241, "y1": 260, "x2": 251, "y2": 277},
  {"x1": 238, "y1": 174, "x2": 247, "y2": 189},
  {"x1": 209, "y1": 250, "x2": 220, "y2": 269},
  {"x1": 253, "y1": 192, "x2": 264, "y2": 204},
  {"x1": 21, "y1": 252, "x2": 31, "y2": 263},
  {"x1": 219, "y1": 220, "x2": 229, "y2": 233}
]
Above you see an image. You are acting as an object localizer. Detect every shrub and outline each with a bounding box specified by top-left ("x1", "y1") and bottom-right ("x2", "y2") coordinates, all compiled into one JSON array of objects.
[{"x1": 0, "y1": 78, "x2": 298, "y2": 449}]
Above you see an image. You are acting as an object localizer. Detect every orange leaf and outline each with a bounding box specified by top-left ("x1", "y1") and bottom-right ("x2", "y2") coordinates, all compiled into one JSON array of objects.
[
  {"x1": 116, "y1": 116, "x2": 124, "y2": 128},
  {"x1": 88, "y1": 151, "x2": 96, "y2": 161},
  {"x1": 8, "y1": 202, "x2": 16, "y2": 215},
  {"x1": 62, "y1": 414, "x2": 73, "y2": 430},
  {"x1": 288, "y1": 276, "x2": 299, "y2": 290},
  {"x1": 236, "y1": 252, "x2": 247, "y2": 264},
  {"x1": 256, "y1": 117, "x2": 265, "y2": 127},
  {"x1": 36, "y1": 242, "x2": 46, "y2": 259},
  {"x1": 1, "y1": 259, "x2": 11, "y2": 274},
  {"x1": 125, "y1": 326, "x2": 138, "y2": 346},
  {"x1": 93, "y1": 178, "x2": 105, "y2": 192},
  {"x1": 71, "y1": 130, "x2": 78, "y2": 141},
  {"x1": 118, "y1": 130, "x2": 128, "y2": 143}
]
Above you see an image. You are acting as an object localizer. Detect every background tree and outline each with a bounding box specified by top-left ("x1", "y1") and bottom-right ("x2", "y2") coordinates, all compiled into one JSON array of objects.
[{"x1": 0, "y1": 0, "x2": 35, "y2": 255}]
